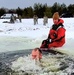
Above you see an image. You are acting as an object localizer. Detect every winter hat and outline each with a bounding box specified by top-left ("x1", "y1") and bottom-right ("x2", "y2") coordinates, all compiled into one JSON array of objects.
[{"x1": 53, "y1": 12, "x2": 59, "y2": 20}]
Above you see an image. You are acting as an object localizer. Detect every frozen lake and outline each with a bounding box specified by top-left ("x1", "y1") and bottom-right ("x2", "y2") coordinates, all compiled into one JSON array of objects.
[
  {"x1": 0, "y1": 18, "x2": 74, "y2": 55},
  {"x1": 0, "y1": 36, "x2": 41, "y2": 53},
  {"x1": 0, "y1": 18, "x2": 74, "y2": 75},
  {"x1": 0, "y1": 36, "x2": 74, "y2": 56}
]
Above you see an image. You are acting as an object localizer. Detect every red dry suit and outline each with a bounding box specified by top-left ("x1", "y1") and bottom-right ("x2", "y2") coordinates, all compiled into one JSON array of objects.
[
  {"x1": 48, "y1": 19, "x2": 66, "y2": 48},
  {"x1": 40, "y1": 19, "x2": 66, "y2": 48}
]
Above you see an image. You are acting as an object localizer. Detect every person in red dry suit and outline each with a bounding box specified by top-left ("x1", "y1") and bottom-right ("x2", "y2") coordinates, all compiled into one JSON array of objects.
[{"x1": 40, "y1": 12, "x2": 66, "y2": 49}]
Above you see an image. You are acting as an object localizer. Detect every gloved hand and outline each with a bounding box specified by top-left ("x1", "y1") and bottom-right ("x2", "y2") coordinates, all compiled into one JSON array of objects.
[{"x1": 46, "y1": 38, "x2": 51, "y2": 44}]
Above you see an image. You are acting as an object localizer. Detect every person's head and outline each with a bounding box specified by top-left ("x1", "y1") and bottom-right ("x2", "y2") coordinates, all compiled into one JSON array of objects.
[
  {"x1": 31, "y1": 48, "x2": 42, "y2": 60},
  {"x1": 53, "y1": 12, "x2": 60, "y2": 24}
]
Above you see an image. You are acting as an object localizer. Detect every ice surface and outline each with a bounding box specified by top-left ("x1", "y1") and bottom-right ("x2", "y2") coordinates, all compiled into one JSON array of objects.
[{"x1": 0, "y1": 18, "x2": 74, "y2": 75}]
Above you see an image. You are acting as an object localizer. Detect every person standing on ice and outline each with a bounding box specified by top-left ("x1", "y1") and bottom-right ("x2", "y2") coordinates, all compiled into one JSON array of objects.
[
  {"x1": 10, "y1": 14, "x2": 15, "y2": 23},
  {"x1": 33, "y1": 15, "x2": 38, "y2": 25},
  {"x1": 40, "y1": 12, "x2": 66, "y2": 48},
  {"x1": 43, "y1": 15, "x2": 48, "y2": 25},
  {"x1": 18, "y1": 15, "x2": 22, "y2": 22}
]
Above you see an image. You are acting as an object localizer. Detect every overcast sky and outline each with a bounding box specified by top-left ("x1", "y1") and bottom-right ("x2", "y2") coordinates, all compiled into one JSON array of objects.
[{"x1": 0, "y1": 0, "x2": 74, "y2": 9}]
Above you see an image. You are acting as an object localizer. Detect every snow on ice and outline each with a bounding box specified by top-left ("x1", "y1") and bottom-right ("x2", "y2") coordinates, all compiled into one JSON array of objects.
[
  {"x1": 0, "y1": 18, "x2": 74, "y2": 75},
  {"x1": 0, "y1": 18, "x2": 74, "y2": 54}
]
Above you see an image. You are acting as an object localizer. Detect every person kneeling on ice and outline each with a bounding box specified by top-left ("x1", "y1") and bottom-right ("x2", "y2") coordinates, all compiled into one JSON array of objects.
[
  {"x1": 31, "y1": 48, "x2": 42, "y2": 61},
  {"x1": 40, "y1": 12, "x2": 66, "y2": 49}
]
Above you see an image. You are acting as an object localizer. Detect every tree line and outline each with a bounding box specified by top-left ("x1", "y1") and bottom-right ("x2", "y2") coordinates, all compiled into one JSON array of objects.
[{"x1": 0, "y1": 2, "x2": 74, "y2": 18}]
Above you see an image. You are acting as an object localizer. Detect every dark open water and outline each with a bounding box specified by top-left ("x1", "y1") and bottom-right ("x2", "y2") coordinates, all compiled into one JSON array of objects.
[
  {"x1": 0, "y1": 49, "x2": 33, "y2": 75},
  {"x1": 0, "y1": 49, "x2": 74, "y2": 75}
]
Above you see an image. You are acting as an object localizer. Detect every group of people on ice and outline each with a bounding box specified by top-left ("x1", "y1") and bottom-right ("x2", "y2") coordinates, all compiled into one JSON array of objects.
[
  {"x1": 10, "y1": 14, "x2": 22, "y2": 23},
  {"x1": 33, "y1": 15, "x2": 48, "y2": 25},
  {"x1": 31, "y1": 12, "x2": 66, "y2": 62}
]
